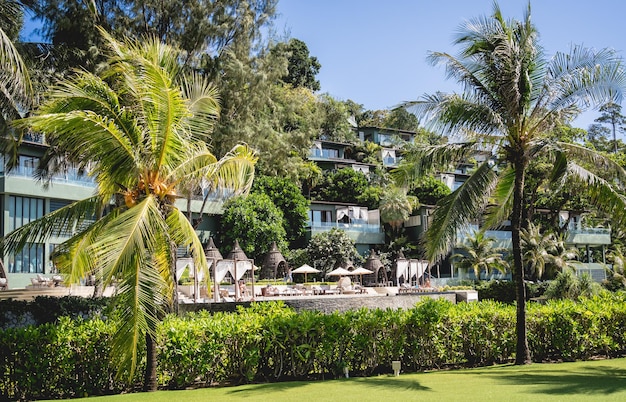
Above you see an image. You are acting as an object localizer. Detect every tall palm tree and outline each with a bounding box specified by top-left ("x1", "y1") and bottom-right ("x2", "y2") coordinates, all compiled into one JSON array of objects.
[
  {"x1": 396, "y1": 3, "x2": 626, "y2": 364},
  {"x1": 452, "y1": 230, "x2": 508, "y2": 280},
  {"x1": 2, "y1": 28, "x2": 257, "y2": 390}
]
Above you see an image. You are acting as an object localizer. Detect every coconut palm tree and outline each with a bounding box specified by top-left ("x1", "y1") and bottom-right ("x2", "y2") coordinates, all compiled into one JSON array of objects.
[
  {"x1": 0, "y1": 0, "x2": 32, "y2": 118},
  {"x1": 396, "y1": 3, "x2": 626, "y2": 364},
  {"x1": 2, "y1": 29, "x2": 256, "y2": 390},
  {"x1": 0, "y1": 0, "x2": 33, "y2": 161},
  {"x1": 452, "y1": 230, "x2": 508, "y2": 280}
]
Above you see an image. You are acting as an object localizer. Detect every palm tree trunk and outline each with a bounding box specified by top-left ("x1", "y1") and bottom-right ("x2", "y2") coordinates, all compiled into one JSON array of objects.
[
  {"x1": 512, "y1": 158, "x2": 532, "y2": 365},
  {"x1": 143, "y1": 332, "x2": 158, "y2": 391}
]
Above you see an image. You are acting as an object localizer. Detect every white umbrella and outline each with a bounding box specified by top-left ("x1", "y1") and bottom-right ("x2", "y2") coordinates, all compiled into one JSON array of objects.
[
  {"x1": 350, "y1": 267, "x2": 373, "y2": 284},
  {"x1": 292, "y1": 264, "x2": 320, "y2": 283},
  {"x1": 326, "y1": 267, "x2": 352, "y2": 277}
]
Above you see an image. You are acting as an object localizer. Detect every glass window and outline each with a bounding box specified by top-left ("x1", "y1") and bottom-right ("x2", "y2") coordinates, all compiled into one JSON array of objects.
[
  {"x1": 8, "y1": 196, "x2": 44, "y2": 231},
  {"x1": 8, "y1": 243, "x2": 44, "y2": 273}
]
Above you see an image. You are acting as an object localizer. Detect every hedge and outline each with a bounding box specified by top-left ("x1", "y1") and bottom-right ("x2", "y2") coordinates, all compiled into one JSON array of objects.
[{"x1": 2, "y1": 294, "x2": 626, "y2": 399}]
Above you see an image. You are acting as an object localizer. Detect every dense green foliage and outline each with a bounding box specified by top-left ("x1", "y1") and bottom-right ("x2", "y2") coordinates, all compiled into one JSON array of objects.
[
  {"x1": 311, "y1": 168, "x2": 380, "y2": 209},
  {"x1": 219, "y1": 193, "x2": 288, "y2": 261},
  {"x1": 251, "y1": 175, "x2": 309, "y2": 247},
  {"x1": 273, "y1": 38, "x2": 321, "y2": 91},
  {"x1": 408, "y1": 176, "x2": 451, "y2": 206},
  {"x1": 5, "y1": 296, "x2": 626, "y2": 399},
  {"x1": 305, "y1": 228, "x2": 363, "y2": 274}
]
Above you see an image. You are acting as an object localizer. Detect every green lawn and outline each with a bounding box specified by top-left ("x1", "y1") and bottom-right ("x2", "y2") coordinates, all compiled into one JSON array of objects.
[{"x1": 72, "y1": 358, "x2": 626, "y2": 402}]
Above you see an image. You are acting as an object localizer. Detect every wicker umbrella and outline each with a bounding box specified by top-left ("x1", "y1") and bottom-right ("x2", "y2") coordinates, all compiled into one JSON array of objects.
[
  {"x1": 262, "y1": 241, "x2": 287, "y2": 280},
  {"x1": 364, "y1": 249, "x2": 386, "y2": 285}
]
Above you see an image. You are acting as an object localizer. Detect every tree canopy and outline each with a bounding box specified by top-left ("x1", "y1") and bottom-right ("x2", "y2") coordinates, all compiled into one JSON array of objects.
[
  {"x1": 4, "y1": 30, "x2": 257, "y2": 389},
  {"x1": 396, "y1": 2, "x2": 626, "y2": 365}
]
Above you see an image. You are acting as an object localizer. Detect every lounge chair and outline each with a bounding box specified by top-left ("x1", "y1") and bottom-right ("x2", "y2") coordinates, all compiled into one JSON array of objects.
[{"x1": 36, "y1": 274, "x2": 53, "y2": 287}]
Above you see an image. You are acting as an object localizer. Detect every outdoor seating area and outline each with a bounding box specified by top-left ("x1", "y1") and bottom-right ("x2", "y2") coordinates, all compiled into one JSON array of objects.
[{"x1": 258, "y1": 283, "x2": 354, "y2": 297}]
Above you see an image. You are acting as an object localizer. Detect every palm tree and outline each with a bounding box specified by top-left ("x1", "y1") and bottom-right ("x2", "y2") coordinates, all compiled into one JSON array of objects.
[
  {"x1": 379, "y1": 186, "x2": 419, "y2": 231},
  {"x1": 2, "y1": 29, "x2": 257, "y2": 390},
  {"x1": 0, "y1": 0, "x2": 33, "y2": 159},
  {"x1": 520, "y1": 223, "x2": 578, "y2": 281},
  {"x1": 452, "y1": 230, "x2": 508, "y2": 280},
  {"x1": 396, "y1": 3, "x2": 626, "y2": 364},
  {"x1": 520, "y1": 223, "x2": 554, "y2": 280}
]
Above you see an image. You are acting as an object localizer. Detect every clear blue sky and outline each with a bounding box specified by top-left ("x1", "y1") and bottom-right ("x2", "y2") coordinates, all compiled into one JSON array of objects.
[{"x1": 275, "y1": 0, "x2": 626, "y2": 132}]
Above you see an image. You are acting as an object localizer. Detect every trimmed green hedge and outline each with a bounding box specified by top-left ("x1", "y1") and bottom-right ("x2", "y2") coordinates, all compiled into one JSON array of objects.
[{"x1": 3, "y1": 294, "x2": 626, "y2": 399}]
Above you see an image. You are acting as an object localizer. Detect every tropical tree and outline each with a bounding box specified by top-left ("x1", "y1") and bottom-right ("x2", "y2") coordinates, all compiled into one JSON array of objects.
[
  {"x1": 251, "y1": 175, "x2": 309, "y2": 247},
  {"x1": 594, "y1": 102, "x2": 626, "y2": 154},
  {"x1": 219, "y1": 193, "x2": 288, "y2": 262},
  {"x1": 2, "y1": 29, "x2": 256, "y2": 390},
  {"x1": 0, "y1": 0, "x2": 33, "y2": 157},
  {"x1": 396, "y1": 3, "x2": 626, "y2": 364},
  {"x1": 379, "y1": 186, "x2": 419, "y2": 232},
  {"x1": 520, "y1": 223, "x2": 577, "y2": 281},
  {"x1": 306, "y1": 228, "x2": 363, "y2": 275},
  {"x1": 273, "y1": 38, "x2": 321, "y2": 91},
  {"x1": 452, "y1": 230, "x2": 508, "y2": 280}
]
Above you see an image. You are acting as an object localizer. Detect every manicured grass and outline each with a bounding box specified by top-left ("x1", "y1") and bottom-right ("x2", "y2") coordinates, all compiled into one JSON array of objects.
[{"x1": 70, "y1": 358, "x2": 626, "y2": 402}]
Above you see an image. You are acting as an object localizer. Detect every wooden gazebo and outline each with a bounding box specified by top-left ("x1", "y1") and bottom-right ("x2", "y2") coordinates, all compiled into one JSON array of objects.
[
  {"x1": 261, "y1": 241, "x2": 287, "y2": 280},
  {"x1": 364, "y1": 249, "x2": 387, "y2": 286}
]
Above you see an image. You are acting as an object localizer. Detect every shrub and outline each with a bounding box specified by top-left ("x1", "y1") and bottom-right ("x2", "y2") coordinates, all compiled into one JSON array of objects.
[{"x1": 4, "y1": 296, "x2": 626, "y2": 397}]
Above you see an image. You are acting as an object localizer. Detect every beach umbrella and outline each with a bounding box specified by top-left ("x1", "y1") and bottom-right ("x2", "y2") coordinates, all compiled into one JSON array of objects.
[
  {"x1": 350, "y1": 267, "x2": 374, "y2": 284},
  {"x1": 292, "y1": 264, "x2": 320, "y2": 283},
  {"x1": 326, "y1": 267, "x2": 352, "y2": 278}
]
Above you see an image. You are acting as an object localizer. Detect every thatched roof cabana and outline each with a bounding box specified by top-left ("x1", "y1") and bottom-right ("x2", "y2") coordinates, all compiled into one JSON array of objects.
[
  {"x1": 261, "y1": 241, "x2": 287, "y2": 280},
  {"x1": 364, "y1": 249, "x2": 386, "y2": 285}
]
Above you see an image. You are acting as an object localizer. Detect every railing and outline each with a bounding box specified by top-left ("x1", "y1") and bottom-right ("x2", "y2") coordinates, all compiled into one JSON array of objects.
[
  {"x1": 2, "y1": 165, "x2": 96, "y2": 186},
  {"x1": 308, "y1": 149, "x2": 341, "y2": 159},
  {"x1": 22, "y1": 132, "x2": 46, "y2": 144},
  {"x1": 567, "y1": 228, "x2": 611, "y2": 235},
  {"x1": 307, "y1": 221, "x2": 382, "y2": 233}
]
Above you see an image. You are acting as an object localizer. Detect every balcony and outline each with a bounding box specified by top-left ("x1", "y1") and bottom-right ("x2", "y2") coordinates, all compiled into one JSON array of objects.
[
  {"x1": 308, "y1": 148, "x2": 343, "y2": 160},
  {"x1": 306, "y1": 221, "x2": 385, "y2": 245},
  {"x1": 565, "y1": 228, "x2": 611, "y2": 246},
  {"x1": 2, "y1": 165, "x2": 96, "y2": 187}
]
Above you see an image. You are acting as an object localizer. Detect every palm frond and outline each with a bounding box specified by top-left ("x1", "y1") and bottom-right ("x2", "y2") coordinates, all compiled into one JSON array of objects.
[
  {"x1": 426, "y1": 161, "x2": 498, "y2": 262},
  {"x1": 401, "y1": 92, "x2": 503, "y2": 137},
  {"x1": 0, "y1": 24, "x2": 32, "y2": 115},
  {"x1": 181, "y1": 72, "x2": 221, "y2": 138},
  {"x1": 166, "y1": 207, "x2": 209, "y2": 282},
  {"x1": 90, "y1": 196, "x2": 171, "y2": 380},
  {"x1": 483, "y1": 165, "x2": 515, "y2": 229},
  {"x1": 556, "y1": 141, "x2": 626, "y2": 185},
  {"x1": 567, "y1": 162, "x2": 626, "y2": 223},
  {"x1": 203, "y1": 144, "x2": 258, "y2": 197},
  {"x1": 1, "y1": 196, "x2": 106, "y2": 256},
  {"x1": 392, "y1": 141, "x2": 475, "y2": 188}
]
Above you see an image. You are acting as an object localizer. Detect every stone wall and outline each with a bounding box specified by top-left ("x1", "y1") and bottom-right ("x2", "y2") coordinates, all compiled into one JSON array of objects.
[{"x1": 180, "y1": 292, "x2": 458, "y2": 315}]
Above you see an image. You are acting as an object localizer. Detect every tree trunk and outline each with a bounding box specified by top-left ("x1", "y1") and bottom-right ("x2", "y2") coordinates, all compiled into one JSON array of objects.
[
  {"x1": 512, "y1": 158, "x2": 532, "y2": 365},
  {"x1": 143, "y1": 332, "x2": 158, "y2": 392}
]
